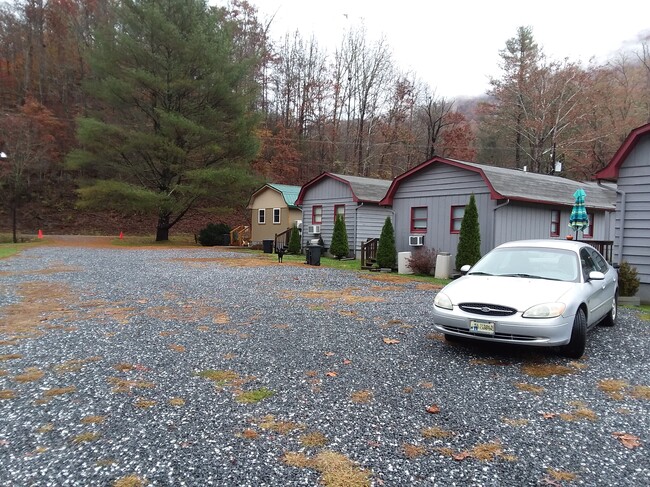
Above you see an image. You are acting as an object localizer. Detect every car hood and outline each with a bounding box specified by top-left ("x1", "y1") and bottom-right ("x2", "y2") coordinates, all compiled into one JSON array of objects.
[{"x1": 441, "y1": 276, "x2": 575, "y2": 311}]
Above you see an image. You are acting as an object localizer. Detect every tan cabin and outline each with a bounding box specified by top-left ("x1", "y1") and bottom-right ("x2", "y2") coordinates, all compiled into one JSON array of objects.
[{"x1": 247, "y1": 183, "x2": 302, "y2": 247}]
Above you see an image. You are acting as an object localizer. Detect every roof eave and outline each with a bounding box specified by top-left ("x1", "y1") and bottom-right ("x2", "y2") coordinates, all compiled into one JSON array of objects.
[{"x1": 595, "y1": 122, "x2": 650, "y2": 181}]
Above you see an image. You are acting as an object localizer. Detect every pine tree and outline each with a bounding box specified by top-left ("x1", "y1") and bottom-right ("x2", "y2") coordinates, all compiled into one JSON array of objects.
[
  {"x1": 455, "y1": 194, "x2": 481, "y2": 270},
  {"x1": 66, "y1": 0, "x2": 261, "y2": 241},
  {"x1": 288, "y1": 222, "x2": 301, "y2": 254},
  {"x1": 376, "y1": 217, "x2": 397, "y2": 269},
  {"x1": 329, "y1": 215, "x2": 349, "y2": 259}
]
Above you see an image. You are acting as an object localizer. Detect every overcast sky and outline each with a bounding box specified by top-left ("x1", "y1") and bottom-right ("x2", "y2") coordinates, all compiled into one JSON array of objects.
[{"x1": 238, "y1": 0, "x2": 650, "y2": 99}]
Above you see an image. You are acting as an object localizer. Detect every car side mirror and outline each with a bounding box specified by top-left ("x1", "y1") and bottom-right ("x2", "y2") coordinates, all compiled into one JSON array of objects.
[
  {"x1": 460, "y1": 264, "x2": 471, "y2": 275},
  {"x1": 588, "y1": 271, "x2": 605, "y2": 281}
]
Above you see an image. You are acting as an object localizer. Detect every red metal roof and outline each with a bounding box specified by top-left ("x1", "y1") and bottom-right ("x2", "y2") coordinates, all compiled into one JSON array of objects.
[{"x1": 595, "y1": 123, "x2": 650, "y2": 181}]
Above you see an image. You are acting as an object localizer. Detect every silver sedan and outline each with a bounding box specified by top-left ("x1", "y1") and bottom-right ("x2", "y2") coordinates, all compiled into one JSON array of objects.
[{"x1": 432, "y1": 240, "x2": 618, "y2": 358}]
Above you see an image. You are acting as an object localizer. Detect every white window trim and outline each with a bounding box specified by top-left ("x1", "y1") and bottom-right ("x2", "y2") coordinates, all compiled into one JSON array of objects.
[
  {"x1": 258, "y1": 208, "x2": 266, "y2": 224},
  {"x1": 273, "y1": 208, "x2": 281, "y2": 224}
]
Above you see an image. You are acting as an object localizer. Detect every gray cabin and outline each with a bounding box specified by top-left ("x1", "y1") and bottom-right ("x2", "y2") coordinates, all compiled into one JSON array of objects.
[
  {"x1": 596, "y1": 122, "x2": 650, "y2": 302},
  {"x1": 295, "y1": 172, "x2": 392, "y2": 258},
  {"x1": 380, "y1": 157, "x2": 616, "y2": 267}
]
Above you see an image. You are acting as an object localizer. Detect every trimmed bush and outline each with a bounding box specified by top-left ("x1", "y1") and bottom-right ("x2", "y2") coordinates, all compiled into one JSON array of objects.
[
  {"x1": 455, "y1": 194, "x2": 481, "y2": 270},
  {"x1": 288, "y1": 223, "x2": 301, "y2": 254},
  {"x1": 329, "y1": 215, "x2": 349, "y2": 259},
  {"x1": 618, "y1": 261, "x2": 640, "y2": 297},
  {"x1": 376, "y1": 217, "x2": 397, "y2": 269},
  {"x1": 407, "y1": 247, "x2": 437, "y2": 275},
  {"x1": 198, "y1": 223, "x2": 231, "y2": 246}
]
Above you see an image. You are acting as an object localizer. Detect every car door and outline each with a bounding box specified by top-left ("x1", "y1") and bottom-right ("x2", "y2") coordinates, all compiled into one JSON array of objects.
[
  {"x1": 587, "y1": 246, "x2": 617, "y2": 316},
  {"x1": 579, "y1": 247, "x2": 610, "y2": 324}
]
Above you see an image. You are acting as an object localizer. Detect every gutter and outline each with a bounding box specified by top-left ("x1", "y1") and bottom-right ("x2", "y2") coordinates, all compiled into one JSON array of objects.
[
  {"x1": 492, "y1": 199, "x2": 511, "y2": 249},
  {"x1": 598, "y1": 181, "x2": 625, "y2": 265}
]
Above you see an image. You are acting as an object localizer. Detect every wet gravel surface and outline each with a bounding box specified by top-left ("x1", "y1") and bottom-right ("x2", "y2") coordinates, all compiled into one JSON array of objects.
[{"x1": 0, "y1": 245, "x2": 649, "y2": 486}]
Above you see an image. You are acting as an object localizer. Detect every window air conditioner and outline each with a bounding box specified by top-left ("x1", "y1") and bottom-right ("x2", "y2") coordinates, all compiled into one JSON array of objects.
[
  {"x1": 409, "y1": 235, "x2": 424, "y2": 246},
  {"x1": 308, "y1": 224, "x2": 321, "y2": 234}
]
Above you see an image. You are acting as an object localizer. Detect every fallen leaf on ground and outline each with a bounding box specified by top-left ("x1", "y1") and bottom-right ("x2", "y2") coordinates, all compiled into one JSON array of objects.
[
  {"x1": 343, "y1": 359, "x2": 352, "y2": 365},
  {"x1": 612, "y1": 432, "x2": 641, "y2": 449},
  {"x1": 324, "y1": 352, "x2": 335, "y2": 357},
  {"x1": 453, "y1": 451, "x2": 471, "y2": 461},
  {"x1": 326, "y1": 371, "x2": 338, "y2": 377},
  {"x1": 541, "y1": 412, "x2": 558, "y2": 419},
  {"x1": 382, "y1": 338, "x2": 400, "y2": 345},
  {"x1": 426, "y1": 404, "x2": 440, "y2": 414}
]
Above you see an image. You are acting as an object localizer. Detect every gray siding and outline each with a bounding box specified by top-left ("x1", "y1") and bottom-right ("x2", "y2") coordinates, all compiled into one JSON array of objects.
[
  {"x1": 300, "y1": 177, "x2": 391, "y2": 255},
  {"x1": 494, "y1": 203, "x2": 611, "y2": 246},
  {"x1": 614, "y1": 135, "x2": 650, "y2": 299},
  {"x1": 391, "y1": 164, "x2": 494, "y2": 260}
]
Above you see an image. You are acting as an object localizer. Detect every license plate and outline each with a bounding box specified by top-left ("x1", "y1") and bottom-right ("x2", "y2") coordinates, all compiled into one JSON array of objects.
[{"x1": 470, "y1": 320, "x2": 495, "y2": 335}]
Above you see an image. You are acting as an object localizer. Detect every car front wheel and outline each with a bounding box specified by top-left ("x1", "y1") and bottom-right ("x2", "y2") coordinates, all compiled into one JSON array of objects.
[
  {"x1": 561, "y1": 308, "x2": 586, "y2": 359},
  {"x1": 600, "y1": 294, "x2": 617, "y2": 327}
]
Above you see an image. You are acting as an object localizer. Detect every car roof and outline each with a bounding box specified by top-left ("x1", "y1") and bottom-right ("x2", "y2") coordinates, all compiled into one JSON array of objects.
[{"x1": 495, "y1": 239, "x2": 590, "y2": 252}]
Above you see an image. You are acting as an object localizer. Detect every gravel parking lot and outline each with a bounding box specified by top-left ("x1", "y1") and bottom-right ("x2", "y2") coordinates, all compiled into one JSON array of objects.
[{"x1": 1, "y1": 244, "x2": 649, "y2": 486}]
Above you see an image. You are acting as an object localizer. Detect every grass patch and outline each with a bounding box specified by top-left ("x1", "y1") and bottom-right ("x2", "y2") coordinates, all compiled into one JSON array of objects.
[
  {"x1": 168, "y1": 344, "x2": 186, "y2": 352},
  {"x1": 547, "y1": 468, "x2": 577, "y2": 482},
  {"x1": 282, "y1": 450, "x2": 371, "y2": 487},
  {"x1": 14, "y1": 367, "x2": 45, "y2": 382},
  {"x1": 521, "y1": 363, "x2": 575, "y2": 377},
  {"x1": 169, "y1": 397, "x2": 185, "y2": 406},
  {"x1": 421, "y1": 426, "x2": 454, "y2": 439},
  {"x1": 107, "y1": 377, "x2": 155, "y2": 393},
  {"x1": 72, "y1": 432, "x2": 101, "y2": 444},
  {"x1": 598, "y1": 379, "x2": 629, "y2": 400},
  {"x1": 238, "y1": 428, "x2": 259, "y2": 440},
  {"x1": 0, "y1": 354, "x2": 23, "y2": 361},
  {"x1": 36, "y1": 423, "x2": 54, "y2": 433},
  {"x1": 135, "y1": 398, "x2": 156, "y2": 408},
  {"x1": 301, "y1": 431, "x2": 329, "y2": 447},
  {"x1": 502, "y1": 417, "x2": 530, "y2": 427},
  {"x1": 514, "y1": 382, "x2": 544, "y2": 394},
  {"x1": 403, "y1": 443, "x2": 427, "y2": 459},
  {"x1": 43, "y1": 386, "x2": 76, "y2": 397},
  {"x1": 631, "y1": 385, "x2": 650, "y2": 400},
  {"x1": 236, "y1": 387, "x2": 274, "y2": 403},
  {"x1": 81, "y1": 415, "x2": 107, "y2": 424},
  {"x1": 195, "y1": 369, "x2": 239, "y2": 385},
  {"x1": 258, "y1": 415, "x2": 303, "y2": 434},
  {"x1": 0, "y1": 389, "x2": 17, "y2": 399},
  {"x1": 113, "y1": 475, "x2": 147, "y2": 487},
  {"x1": 350, "y1": 390, "x2": 373, "y2": 404}
]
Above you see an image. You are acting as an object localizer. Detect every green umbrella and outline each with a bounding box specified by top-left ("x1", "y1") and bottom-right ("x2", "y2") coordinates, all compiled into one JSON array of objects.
[{"x1": 569, "y1": 188, "x2": 588, "y2": 240}]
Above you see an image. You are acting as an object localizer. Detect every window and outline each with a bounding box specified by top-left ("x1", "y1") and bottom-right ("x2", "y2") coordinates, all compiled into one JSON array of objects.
[
  {"x1": 312, "y1": 205, "x2": 323, "y2": 224},
  {"x1": 334, "y1": 205, "x2": 345, "y2": 222},
  {"x1": 583, "y1": 212, "x2": 594, "y2": 238},
  {"x1": 550, "y1": 210, "x2": 560, "y2": 237},
  {"x1": 450, "y1": 206, "x2": 465, "y2": 233},
  {"x1": 273, "y1": 208, "x2": 281, "y2": 224},
  {"x1": 258, "y1": 208, "x2": 265, "y2": 224},
  {"x1": 410, "y1": 207, "x2": 428, "y2": 232}
]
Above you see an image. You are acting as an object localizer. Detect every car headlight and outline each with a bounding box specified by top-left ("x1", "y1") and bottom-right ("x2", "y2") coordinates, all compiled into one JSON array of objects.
[
  {"x1": 522, "y1": 302, "x2": 566, "y2": 318},
  {"x1": 434, "y1": 292, "x2": 453, "y2": 310}
]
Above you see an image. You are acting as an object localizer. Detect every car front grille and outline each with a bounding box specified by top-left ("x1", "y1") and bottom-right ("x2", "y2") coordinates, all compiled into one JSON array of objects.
[
  {"x1": 440, "y1": 325, "x2": 538, "y2": 341},
  {"x1": 458, "y1": 303, "x2": 517, "y2": 316}
]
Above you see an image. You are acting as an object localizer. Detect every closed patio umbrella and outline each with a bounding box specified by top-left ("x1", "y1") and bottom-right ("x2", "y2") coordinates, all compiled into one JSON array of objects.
[{"x1": 569, "y1": 188, "x2": 588, "y2": 240}]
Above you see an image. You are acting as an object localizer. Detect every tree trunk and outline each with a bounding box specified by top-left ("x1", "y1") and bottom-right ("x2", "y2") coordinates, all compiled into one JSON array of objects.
[
  {"x1": 156, "y1": 213, "x2": 171, "y2": 241},
  {"x1": 11, "y1": 203, "x2": 17, "y2": 244}
]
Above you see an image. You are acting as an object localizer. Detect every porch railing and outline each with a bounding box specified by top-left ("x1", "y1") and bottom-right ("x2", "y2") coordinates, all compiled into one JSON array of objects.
[
  {"x1": 583, "y1": 240, "x2": 614, "y2": 264},
  {"x1": 229, "y1": 225, "x2": 250, "y2": 246},
  {"x1": 274, "y1": 227, "x2": 292, "y2": 251},
  {"x1": 360, "y1": 238, "x2": 379, "y2": 269}
]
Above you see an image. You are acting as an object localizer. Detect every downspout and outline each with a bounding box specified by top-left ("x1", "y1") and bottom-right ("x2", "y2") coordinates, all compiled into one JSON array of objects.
[
  {"x1": 354, "y1": 202, "x2": 364, "y2": 258},
  {"x1": 492, "y1": 199, "x2": 511, "y2": 249},
  {"x1": 598, "y1": 181, "x2": 625, "y2": 265}
]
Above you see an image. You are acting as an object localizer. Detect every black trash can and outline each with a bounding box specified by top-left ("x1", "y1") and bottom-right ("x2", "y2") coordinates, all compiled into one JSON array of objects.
[
  {"x1": 262, "y1": 239, "x2": 273, "y2": 254},
  {"x1": 306, "y1": 245, "x2": 321, "y2": 266}
]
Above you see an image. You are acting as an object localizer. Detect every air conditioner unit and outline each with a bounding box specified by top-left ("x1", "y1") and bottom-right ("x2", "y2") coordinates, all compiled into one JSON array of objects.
[
  {"x1": 308, "y1": 224, "x2": 321, "y2": 234},
  {"x1": 409, "y1": 235, "x2": 424, "y2": 246}
]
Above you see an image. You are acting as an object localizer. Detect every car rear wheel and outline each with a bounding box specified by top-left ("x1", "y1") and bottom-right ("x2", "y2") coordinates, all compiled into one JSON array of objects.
[
  {"x1": 600, "y1": 294, "x2": 617, "y2": 327},
  {"x1": 561, "y1": 308, "x2": 586, "y2": 359}
]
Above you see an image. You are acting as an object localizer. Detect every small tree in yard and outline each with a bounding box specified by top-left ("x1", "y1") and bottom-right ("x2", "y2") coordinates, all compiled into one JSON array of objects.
[
  {"x1": 376, "y1": 217, "x2": 397, "y2": 269},
  {"x1": 455, "y1": 194, "x2": 481, "y2": 270},
  {"x1": 329, "y1": 215, "x2": 349, "y2": 259},
  {"x1": 287, "y1": 222, "x2": 301, "y2": 254}
]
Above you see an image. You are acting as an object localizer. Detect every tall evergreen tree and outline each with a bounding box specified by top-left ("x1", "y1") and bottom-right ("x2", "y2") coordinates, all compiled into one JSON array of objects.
[
  {"x1": 376, "y1": 216, "x2": 397, "y2": 269},
  {"x1": 329, "y1": 215, "x2": 349, "y2": 259},
  {"x1": 455, "y1": 194, "x2": 481, "y2": 270},
  {"x1": 287, "y1": 222, "x2": 301, "y2": 254},
  {"x1": 66, "y1": 0, "x2": 261, "y2": 241}
]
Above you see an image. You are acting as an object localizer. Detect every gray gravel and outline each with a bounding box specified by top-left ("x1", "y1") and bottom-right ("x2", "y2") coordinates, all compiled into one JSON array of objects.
[{"x1": 0, "y1": 245, "x2": 649, "y2": 486}]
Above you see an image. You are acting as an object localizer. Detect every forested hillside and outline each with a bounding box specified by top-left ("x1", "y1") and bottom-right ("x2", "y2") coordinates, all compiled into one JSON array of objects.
[{"x1": 1, "y1": 0, "x2": 649, "y2": 239}]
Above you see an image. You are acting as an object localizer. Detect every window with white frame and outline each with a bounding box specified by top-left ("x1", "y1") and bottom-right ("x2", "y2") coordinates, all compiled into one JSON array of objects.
[
  {"x1": 273, "y1": 208, "x2": 281, "y2": 224},
  {"x1": 258, "y1": 208, "x2": 266, "y2": 224},
  {"x1": 550, "y1": 210, "x2": 560, "y2": 237},
  {"x1": 312, "y1": 205, "x2": 323, "y2": 224}
]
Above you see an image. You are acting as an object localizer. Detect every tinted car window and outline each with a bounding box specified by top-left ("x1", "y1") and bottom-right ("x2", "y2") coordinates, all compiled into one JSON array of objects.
[
  {"x1": 586, "y1": 247, "x2": 608, "y2": 273},
  {"x1": 580, "y1": 248, "x2": 597, "y2": 278}
]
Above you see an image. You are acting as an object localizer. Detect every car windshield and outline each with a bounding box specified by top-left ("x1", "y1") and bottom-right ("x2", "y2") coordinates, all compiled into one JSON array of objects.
[{"x1": 468, "y1": 247, "x2": 580, "y2": 282}]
